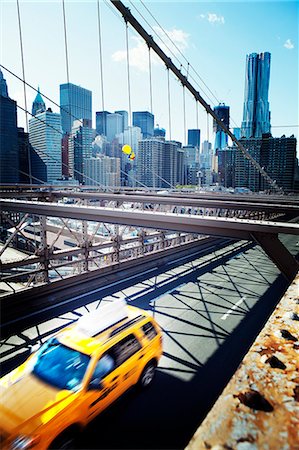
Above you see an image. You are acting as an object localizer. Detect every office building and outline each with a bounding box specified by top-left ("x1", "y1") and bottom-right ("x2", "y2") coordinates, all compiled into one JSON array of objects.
[
  {"x1": 177, "y1": 148, "x2": 185, "y2": 185},
  {"x1": 163, "y1": 141, "x2": 179, "y2": 188},
  {"x1": 260, "y1": 134, "x2": 296, "y2": 192},
  {"x1": 154, "y1": 127, "x2": 166, "y2": 138},
  {"x1": 213, "y1": 103, "x2": 229, "y2": 151},
  {"x1": 0, "y1": 69, "x2": 8, "y2": 97},
  {"x1": 106, "y1": 113, "x2": 123, "y2": 142},
  {"x1": 0, "y1": 69, "x2": 19, "y2": 183},
  {"x1": 68, "y1": 119, "x2": 94, "y2": 184},
  {"x1": 18, "y1": 128, "x2": 47, "y2": 184},
  {"x1": 241, "y1": 52, "x2": 271, "y2": 138},
  {"x1": 115, "y1": 110, "x2": 128, "y2": 131},
  {"x1": 188, "y1": 129, "x2": 200, "y2": 149},
  {"x1": 234, "y1": 134, "x2": 296, "y2": 192},
  {"x1": 217, "y1": 147, "x2": 236, "y2": 188},
  {"x1": 137, "y1": 139, "x2": 163, "y2": 188},
  {"x1": 84, "y1": 155, "x2": 120, "y2": 188},
  {"x1": 29, "y1": 108, "x2": 62, "y2": 182},
  {"x1": 96, "y1": 110, "x2": 111, "y2": 136},
  {"x1": 32, "y1": 87, "x2": 46, "y2": 116},
  {"x1": 60, "y1": 83, "x2": 92, "y2": 135},
  {"x1": 133, "y1": 111, "x2": 154, "y2": 138}
]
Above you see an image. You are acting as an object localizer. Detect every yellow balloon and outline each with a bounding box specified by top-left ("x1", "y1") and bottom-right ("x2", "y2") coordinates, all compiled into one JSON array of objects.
[{"x1": 122, "y1": 144, "x2": 132, "y2": 155}]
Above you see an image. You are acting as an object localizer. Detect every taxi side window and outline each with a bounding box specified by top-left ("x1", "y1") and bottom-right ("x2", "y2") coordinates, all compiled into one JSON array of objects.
[
  {"x1": 142, "y1": 322, "x2": 158, "y2": 340},
  {"x1": 112, "y1": 334, "x2": 142, "y2": 366},
  {"x1": 92, "y1": 353, "x2": 115, "y2": 382}
]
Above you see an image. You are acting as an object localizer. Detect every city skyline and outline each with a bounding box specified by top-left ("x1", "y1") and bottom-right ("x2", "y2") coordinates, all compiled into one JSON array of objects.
[{"x1": 1, "y1": 0, "x2": 298, "y2": 148}]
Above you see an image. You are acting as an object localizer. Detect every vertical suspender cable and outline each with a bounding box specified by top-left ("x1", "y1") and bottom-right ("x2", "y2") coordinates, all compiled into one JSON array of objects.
[
  {"x1": 167, "y1": 68, "x2": 172, "y2": 141},
  {"x1": 148, "y1": 46, "x2": 153, "y2": 114},
  {"x1": 125, "y1": 22, "x2": 132, "y2": 128},
  {"x1": 16, "y1": 0, "x2": 32, "y2": 184},
  {"x1": 182, "y1": 85, "x2": 186, "y2": 146},
  {"x1": 207, "y1": 112, "x2": 209, "y2": 144},
  {"x1": 62, "y1": 0, "x2": 70, "y2": 85},
  {"x1": 97, "y1": 0, "x2": 105, "y2": 114},
  {"x1": 62, "y1": 0, "x2": 71, "y2": 144}
]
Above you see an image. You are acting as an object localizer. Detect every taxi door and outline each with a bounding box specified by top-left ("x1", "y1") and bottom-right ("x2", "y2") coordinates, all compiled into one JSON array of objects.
[
  {"x1": 84, "y1": 333, "x2": 143, "y2": 421},
  {"x1": 84, "y1": 353, "x2": 121, "y2": 422}
]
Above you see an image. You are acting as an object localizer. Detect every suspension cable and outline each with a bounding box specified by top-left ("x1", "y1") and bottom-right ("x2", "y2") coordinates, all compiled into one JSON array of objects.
[
  {"x1": 182, "y1": 85, "x2": 187, "y2": 146},
  {"x1": 16, "y1": 0, "x2": 32, "y2": 186},
  {"x1": 0, "y1": 64, "x2": 84, "y2": 129},
  {"x1": 62, "y1": 0, "x2": 70, "y2": 85},
  {"x1": 125, "y1": 21, "x2": 132, "y2": 127},
  {"x1": 97, "y1": 0, "x2": 105, "y2": 113},
  {"x1": 148, "y1": 46, "x2": 153, "y2": 114},
  {"x1": 167, "y1": 68, "x2": 172, "y2": 141},
  {"x1": 111, "y1": 0, "x2": 282, "y2": 193}
]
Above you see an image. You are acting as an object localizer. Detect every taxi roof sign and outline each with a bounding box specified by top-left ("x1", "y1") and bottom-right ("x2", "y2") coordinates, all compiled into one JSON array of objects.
[{"x1": 76, "y1": 298, "x2": 128, "y2": 337}]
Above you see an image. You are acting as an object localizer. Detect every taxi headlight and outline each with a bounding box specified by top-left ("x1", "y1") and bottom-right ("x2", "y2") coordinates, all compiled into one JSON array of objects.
[{"x1": 10, "y1": 435, "x2": 40, "y2": 450}]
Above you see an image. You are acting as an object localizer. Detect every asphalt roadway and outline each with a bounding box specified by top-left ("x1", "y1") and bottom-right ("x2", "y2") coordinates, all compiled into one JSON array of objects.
[
  {"x1": 75, "y1": 234, "x2": 298, "y2": 450},
  {"x1": 1, "y1": 235, "x2": 298, "y2": 449}
]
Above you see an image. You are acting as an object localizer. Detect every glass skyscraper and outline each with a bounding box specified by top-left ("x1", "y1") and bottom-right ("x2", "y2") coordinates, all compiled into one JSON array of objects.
[
  {"x1": 60, "y1": 83, "x2": 92, "y2": 135},
  {"x1": 241, "y1": 52, "x2": 271, "y2": 138},
  {"x1": 133, "y1": 111, "x2": 154, "y2": 138},
  {"x1": 213, "y1": 103, "x2": 229, "y2": 151},
  {"x1": 0, "y1": 69, "x2": 19, "y2": 183},
  {"x1": 29, "y1": 109, "x2": 62, "y2": 182},
  {"x1": 188, "y1": 129, "x2": 200, "y2": 148}
]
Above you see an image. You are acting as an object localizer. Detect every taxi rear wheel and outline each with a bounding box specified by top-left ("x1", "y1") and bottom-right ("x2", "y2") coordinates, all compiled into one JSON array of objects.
[
  {"x1": 139, "y1": 361, "x2": 156, "y2": 388},
  {"x1": 49, "y1": 429, "x2": 78, "y2": 449}
]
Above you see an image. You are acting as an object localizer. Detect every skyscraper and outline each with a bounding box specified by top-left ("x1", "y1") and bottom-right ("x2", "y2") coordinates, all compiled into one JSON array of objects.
[
  {"x1": 106, "y1": 113, "x2": 123, "y2": 142},
  {"x1": 115, "y1": 110, "x2": 128, "y2": 131},
  {"x1": 0, "y1": 69, "x2": 19, "y2": 183},
  {"x1": 68, "y1": 119, "x2": 94, "y2": 183},
  {"x1": 133, "y1": 111, "x2": 154, "y2": 138},
  {"x1": 29, "y1": 108, "x2": 62, "y2": 182},
  {"x1": 60, "y1": 83, "x2": 92, "y2": 135},
  {"x1": 96, "y1": 110, "x2": 111, "y2": 136},
  {"x1": 188, "y1": 129, "x2": 200, "y2": 148},
  {"x1": 32, "y1": 87, "x2": 46, "y2": 116},
  {"x1": 137, "y1": 139, "x2": 163, "y2": 188},
  {"x1": 241, "y1": 52, "x2": 271, "y2": 138},
  {"x1": 213, "y1": 103, "x2": 229, "y2": 150}
]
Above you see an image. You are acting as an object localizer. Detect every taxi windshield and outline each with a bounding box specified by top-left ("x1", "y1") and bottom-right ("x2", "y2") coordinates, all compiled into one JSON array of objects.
[{"x1": 32, "y1": 338, "x2": 90, "y2": 391}]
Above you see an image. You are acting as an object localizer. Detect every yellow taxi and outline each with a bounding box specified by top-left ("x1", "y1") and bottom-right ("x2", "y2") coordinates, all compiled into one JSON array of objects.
[{"x1": 0, "y1": 298, "x2": 163, "y2": 449}]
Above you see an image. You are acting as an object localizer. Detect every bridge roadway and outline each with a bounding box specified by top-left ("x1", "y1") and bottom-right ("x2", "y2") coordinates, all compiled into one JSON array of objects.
[{"x1": 1, "y1": 234, "x2": 298, "y2": 449}]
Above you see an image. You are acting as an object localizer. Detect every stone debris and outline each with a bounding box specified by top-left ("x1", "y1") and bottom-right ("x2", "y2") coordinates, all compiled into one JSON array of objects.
[{"x1": 186, "y1": 274, "x2": 299, "y2": 450}]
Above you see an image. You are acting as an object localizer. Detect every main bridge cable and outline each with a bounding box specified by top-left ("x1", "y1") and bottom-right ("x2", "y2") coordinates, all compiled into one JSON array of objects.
[
  {"x1": 128, "y1": 0, "x2": 219, "y2": 111},
  {"x1": 110, "y1": 0, "x2": 282, "y2": 194},
  {"x1": 131, "y1": 0, "x2": 244, "y2": 132}
]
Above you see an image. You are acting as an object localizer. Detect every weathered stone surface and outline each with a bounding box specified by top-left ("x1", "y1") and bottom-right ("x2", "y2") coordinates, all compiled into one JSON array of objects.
[{"x1": 186, "y1": 274, "x2": 299, "y2": 450}]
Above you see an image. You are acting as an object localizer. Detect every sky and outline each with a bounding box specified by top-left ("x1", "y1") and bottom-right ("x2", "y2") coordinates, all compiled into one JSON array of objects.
[{"x1": 1, "y1": 0, "x2": 298, "y2": 147}]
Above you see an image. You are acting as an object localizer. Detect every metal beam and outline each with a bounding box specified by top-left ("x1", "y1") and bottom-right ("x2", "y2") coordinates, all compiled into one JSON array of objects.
[
  {"x1": 251, "y1": 232, "x2": 299, "y2": 282},
  {"x1": 48, "y1": 192, "x2": 299, "y2": 214},
  {"x1": 1, "y1": 200, "x2": 298, "y2": 240}
]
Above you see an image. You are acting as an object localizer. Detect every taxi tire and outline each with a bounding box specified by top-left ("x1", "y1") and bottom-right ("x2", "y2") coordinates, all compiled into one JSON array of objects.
[
  {"x1": 49, "y1": 429, "x2": 78, "y2": 449},
  {"x1": 138, "y1": 360, "x2": 156, "y2": 389}
]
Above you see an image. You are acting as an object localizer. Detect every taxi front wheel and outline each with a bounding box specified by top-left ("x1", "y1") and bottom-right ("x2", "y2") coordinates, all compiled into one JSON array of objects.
[{"x1": 138, "y1": 361, "x2": 156, "y2": 388}]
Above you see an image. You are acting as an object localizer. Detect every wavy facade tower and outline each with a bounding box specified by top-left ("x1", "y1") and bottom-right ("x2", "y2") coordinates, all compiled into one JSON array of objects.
[{"x1": 241, "y1": 52, "x2": 271, "y2": 138}]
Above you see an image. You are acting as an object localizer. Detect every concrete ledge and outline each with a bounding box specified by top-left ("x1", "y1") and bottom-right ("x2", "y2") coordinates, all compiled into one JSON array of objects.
[{"x1": 186, "y1": 273, "x2": 299, "y2": 450}]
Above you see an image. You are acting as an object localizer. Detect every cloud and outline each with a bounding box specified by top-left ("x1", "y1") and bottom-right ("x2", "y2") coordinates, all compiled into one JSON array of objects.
[
  {"x1": 284, "y1": 38, "x2": 294, "y2": 49},
  {"x1": 199, "y1": 13, "x2": 225, "y2": 24},
  {"x1": 112, "y1": 27, "x2": 190, "y2": 72}
]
